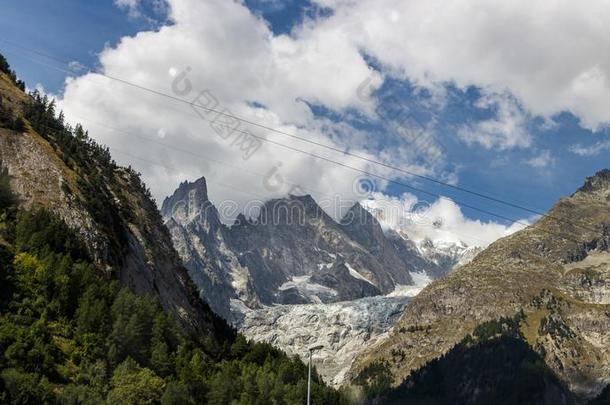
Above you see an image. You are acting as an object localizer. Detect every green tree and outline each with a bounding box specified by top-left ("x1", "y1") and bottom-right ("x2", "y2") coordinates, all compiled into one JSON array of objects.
[
  {"x1": 207, "y1": 361, "x2": 241, "y2": 405},
  {"x1": 107, "y1": 358, "x2": 165, "y2": 405},
  {"x1": 151, "y1": 313, "x2": 180, "y2": 377},
  {"x1": 160, "y1": 381, "x2": 195, "y2": 405},
  {"x1": 107, "y1": 290, "x2": 156, "y2": 367},
  {"x1": 0, "y1": 368, "x2": 54, "y2": 404},
  {"x1": 0, "y1": 246, "x2": 13, "y2": 307},
  {"x1": 58, "y1": 384, "x2": 104, "y2": 405},
  {"x1": 75, "y1": 284, "x2": 112, "y2": 335},
  {"x1": 0, "y1": 164, "x2": 15, "y2": 211}
]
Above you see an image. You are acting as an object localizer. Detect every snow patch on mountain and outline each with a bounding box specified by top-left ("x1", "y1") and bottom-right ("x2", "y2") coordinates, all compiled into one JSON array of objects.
[
  {"x1": 345, "y1": 262, "x2": 374, "y2": 285},
  {"x1": 417, "y1": 237, "x2": 483, "y2": 271},
  {"x1": 278, "y1": 275, "x2": 338, "y2": 303},
  {"x1": 387, "y1": 271, "x2": 432, "y2": 297}
]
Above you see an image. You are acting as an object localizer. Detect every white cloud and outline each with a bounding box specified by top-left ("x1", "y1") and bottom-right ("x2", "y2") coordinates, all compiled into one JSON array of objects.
[
  {"x1": 114, "y1": 0, "x2": 141, "y2": 16},
  {"x1": 114, "y1": 0, "x2": 167, "y2": 21},
  {"x1": 310, "y1": 0, "x2": 610, "y2": 132},
  {"x1": 522, "y1": 150, "x2": 555, "y2": 168},
  {"x1": 57, "y1": 0, "x2": 585, "y2": 248},
  {"x1": 58, "y1": 0, "x2": 409, "y2": 223},
  {"x1": 569, "y1": 138, "x2": 610, "y2": 156},
  {"x1": 458, "y1": 92, "x2": 531, "y2": 150},
  {"x1": 361, "y1": 192, "x2": 528, "y2": 247},
  {"x1": 67, "y1": 61, "x2": 86, "y2": 74}
]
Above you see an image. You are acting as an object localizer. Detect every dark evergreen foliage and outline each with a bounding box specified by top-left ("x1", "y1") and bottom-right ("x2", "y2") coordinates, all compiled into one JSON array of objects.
[
  {"x1": 353, "y1": 360, "x2": 393, "y2": 398},
  {"x1": 0, "y1": 163, "x2": 16, "y2": 211},
  {"x1": 0, "y1": 53, "x2": 25, "y2": 91},
  {"x1": 0, "y1": 52, "x2": 345, "y2": 403},
  {"x1": 0, "y1": 95, "x2": 25, "y2": 132},
  {"x1": 358, "y1": 314, "x2": 574, "y2": 405},
  {"x1": 0, "y1": 174, "x2": 344, "y2": 405}
]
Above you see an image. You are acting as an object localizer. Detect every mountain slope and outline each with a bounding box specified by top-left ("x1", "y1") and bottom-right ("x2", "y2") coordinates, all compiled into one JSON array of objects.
[
  {"x1": 0, "y1": 55, "x2": 344, "y2": 404},
  {"x1": 350, "y1": 170, "x2": 610, "y2": 400},
  {"x1": 162, "y1": 178, "x2": 480, "y2": 324},
  {"x1": 0, "y1": 70, "x2": 225, "y2": 336}
]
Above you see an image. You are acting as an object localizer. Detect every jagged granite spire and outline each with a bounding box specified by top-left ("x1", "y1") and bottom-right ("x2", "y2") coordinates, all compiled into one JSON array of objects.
[{"x1": 161, "y1": 176, "x2": 211, "y2": 223}]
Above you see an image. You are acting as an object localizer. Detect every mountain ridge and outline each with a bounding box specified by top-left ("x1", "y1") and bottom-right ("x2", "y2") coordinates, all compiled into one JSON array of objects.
[
  {"x1": 162, "y1": 176, "x2": 480, "y2": 324},
  {"x1": 349, "y1": 168, "x2": 610, "y2": 400}
]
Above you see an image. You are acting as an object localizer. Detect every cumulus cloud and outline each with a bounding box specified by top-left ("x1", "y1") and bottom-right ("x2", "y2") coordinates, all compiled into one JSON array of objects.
[
  {"x1": 310, "y1": 0, "x2": 610, "y2": 132},
  {"x1": 458, "y1": 92, "x2": 531, "y2": 150},
  {"x1": 361, "y1": 192, "x2": 528, "y2": 247},
  {"x1": 522, "y1": 150, "x2": 555, "y2": 168}
]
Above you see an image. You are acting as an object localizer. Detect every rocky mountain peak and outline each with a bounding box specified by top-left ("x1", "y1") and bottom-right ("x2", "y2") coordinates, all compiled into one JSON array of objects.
[
  {"x1": 341, "y1": 202, "x2": 386, "y2": 236},
  {"x1": 576, "y1": 168, "x2": 610, "y2": 195},
  {"x1": 161, "y1": 176, "x2": 217, "y2": 227},
  {"x1": 255, "y1": 193, "x2": 328, "y2": 226},
  {"x1": 232, "y1": 212, "x2": 251, "y2": 227},
  {"x1": 287, "y1": 192, "x2": 317, "y2": 205},
  {"x1": 341, "y1": 202, "x2": 386, "y2": 250}
]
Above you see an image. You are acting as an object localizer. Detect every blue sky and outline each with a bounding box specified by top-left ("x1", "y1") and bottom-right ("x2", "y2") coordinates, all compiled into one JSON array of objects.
[
  {"x1": 1, "y1": 0, "x2": 609, "y2": 238},
  {"x1": 0, "y1": 0, "x2": 158, "y2": 91}
]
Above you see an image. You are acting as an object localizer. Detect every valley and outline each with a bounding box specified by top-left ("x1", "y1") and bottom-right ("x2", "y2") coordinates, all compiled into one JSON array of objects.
[{"x1": 161, "y1": 177, "x2": 483, "y2": 385}]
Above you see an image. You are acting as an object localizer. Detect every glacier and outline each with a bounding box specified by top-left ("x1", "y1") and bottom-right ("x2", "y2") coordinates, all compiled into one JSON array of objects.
[{"x1": 239, "y1": 292, "x2": 412, "y2": 386}]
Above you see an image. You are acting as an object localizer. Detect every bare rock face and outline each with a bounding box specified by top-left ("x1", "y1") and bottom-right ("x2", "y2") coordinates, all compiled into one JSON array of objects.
[
  {"x1": 161, "y1": 177, "x2": 483, "y2": 385},
  {"x1": 161, "y1": 177, "x2": 479, "y2": 324},
  {"x1": 350, "y1": 169, "x2": 610, "y2": 400},
  {"x1": 162, "y1": 178, "x2": 246, "y2": 323}
]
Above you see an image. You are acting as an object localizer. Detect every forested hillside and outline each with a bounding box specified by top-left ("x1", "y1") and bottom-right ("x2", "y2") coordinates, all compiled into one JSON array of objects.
[{"x1": 0, "y1": 53, "x2": 345, "y2": 404}]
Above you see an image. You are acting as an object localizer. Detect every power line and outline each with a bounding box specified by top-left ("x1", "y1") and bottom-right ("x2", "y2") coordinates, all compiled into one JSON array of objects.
[
  {"x1": 72, "y1": 115, "x2": 333, "y2": 199},
  {"x1": 110, "y1": 147, "x2": 499, "y2": 247},
  {"x1": 0, "y1": 39, "x2": 599, "y2": 239},
  {"x1": 0, "y1": 37, "x2": 547, "y2": 215},
  {"x1": 32, "y1": 118, "x2": 496, "y2": 247},
  {"x1": 31, "y1": 113, "x2": 587, "y2": 247}
]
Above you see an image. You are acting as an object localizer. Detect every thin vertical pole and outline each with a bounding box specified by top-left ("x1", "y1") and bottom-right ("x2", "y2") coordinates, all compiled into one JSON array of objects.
[{"x1": 307, "y1": 350, "x2": 312, "y2": 405}]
